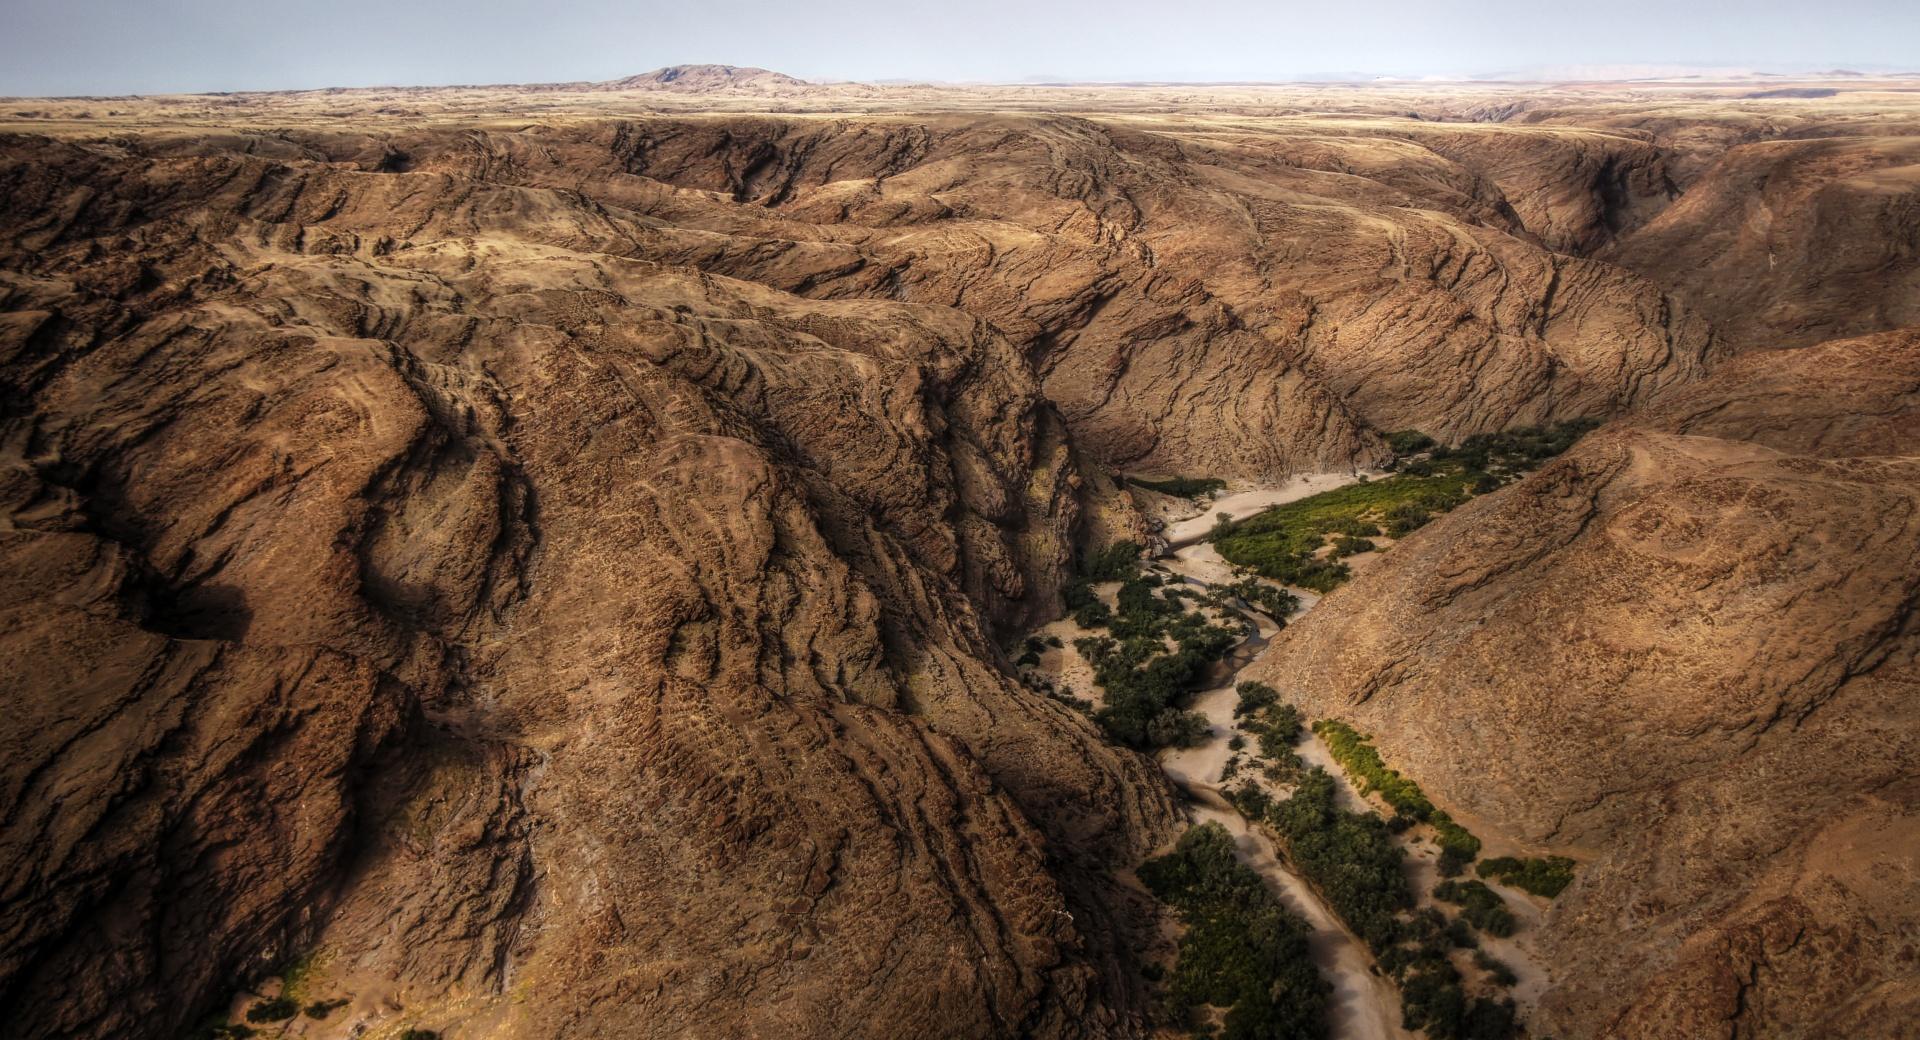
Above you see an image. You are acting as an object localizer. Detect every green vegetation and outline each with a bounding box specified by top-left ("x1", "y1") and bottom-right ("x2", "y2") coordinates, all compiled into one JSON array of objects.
[
  {"x1": 244, "y1": 998, "x2": 297, "y2": 1024},
  {"x1": 1477, "y1": 855, "x2": 1577, "y2": 898},
  {"x1": 1237, "y1": 769, "x2": 1409, "y2": 950},
  {"x1": 1226, "y1": 758, "x2": 1520, "y2": 1039},
  {"x1": 304, "y1": 999, "x2": 349, "y2": 1019},
  {"x1": 1330, "y1": 535, "x2": 1376, "y2": 557},
  {"x1": 1220, "y1": 577, "x2": 1300, "y2": 622},
  {"x1": 1233, "y1": 680, "x2": 1280, "y2": 718},
  {"x1": 1434, "y1": 880, "x2": 1517, "y2": 938},
  {"x1": 1139, "y1": 823, "x2": 1329, "y2": 1039},
  {"x1": 1212, "y1": 473, "x2": 1474, "y2": 590},
  {"x1": 400, "y1": 1031, "x2": 441, "y2": 1040},
  {"x1": 1313, "y1": 720, "x2": 1481, "y2": 875},
  {"x1": 1380, "y1": 912, "x2": 1519, "y2": 1039},
  {"x1": 1387, "y1": 430, "x2": 1437, "y2": 455},
  {"x1": 1219, "y1": 720, "x2": 1522, "y2": 1039},
  {"x1": 185, "y1": 1021, "x2": 255, "y2": 1040},
  {"x1": 1435, "y1": 420, "x2": 1600, "y2": 470},
  {"x1": 1474, "y1": 951, "x2": 1518, "y2": 988},
  {"x1": 1083, "y1": 539, "x2": 1145, "y2": 582},
  {"x1": 1215, "y1": 421, "x2": 1598, "y2": 591},
  {"x1": 1130, "y1": 475, "x2": 1229, "y2": 499},
  {"x1": 1071, "y1": 598, "x2": 1112, "y2": 628},
  {"x1": 1073, "y1": 575, "x2": 1241, "y2": 749}
]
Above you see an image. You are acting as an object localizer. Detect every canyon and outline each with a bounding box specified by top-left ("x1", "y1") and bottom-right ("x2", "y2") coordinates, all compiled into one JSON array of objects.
[{"x1": 2, "y1": 67, "x2": 1917, "y2": 1039}]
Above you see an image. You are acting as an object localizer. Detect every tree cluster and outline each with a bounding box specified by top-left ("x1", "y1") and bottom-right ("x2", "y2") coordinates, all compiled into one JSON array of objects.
[{"x1": 1140, "y1": 823, "x2": 1330, "y2": 1040}]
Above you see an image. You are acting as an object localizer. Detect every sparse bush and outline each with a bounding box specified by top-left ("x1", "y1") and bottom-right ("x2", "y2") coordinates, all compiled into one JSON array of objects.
[
  {"x1": 1387, "y1": 430, "x2": 1436, "y2": 455},
  {"x1": 1147, "y1": 708, "x2": 1211, "y2": 748},
  {"x1": 304, "y1": 999, "x2": 349, "y2": 1020},
  {"x1": 1083, "y1": 540, "x2": 1143, "y2": 581},
  {"x1": 245, "y1": 998, "x2": 297, "y2": 1024},
  {"x1": 1072, "y1": 599, "x2": 1112, "y2": 628},
  {"x1": 1232, "y1": 680, "x2": 1280, "y2": 717},
  {"x1": 1434, "y1": 879, "x2": 1516, "y2": 938},
  {"x1": 1331, "y1": 535, "x2": 1376, "y2": 557},
  {"x1": 1477, "y1": 855, "x2": 1577, "y2": 898},
  {"x1": 1475, "y1": 951, "x2": 1518, "y2": 988}
]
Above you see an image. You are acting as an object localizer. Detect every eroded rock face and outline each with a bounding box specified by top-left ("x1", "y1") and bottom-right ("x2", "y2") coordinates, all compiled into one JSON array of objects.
[
  {"x1": 576, "y1": 116, "x2": 1718, "y2": 467},
  {"x1": 1605, "y1": 136, "x2": 1920, "y2": 352},
  {"x1": 1251, "y1": 329, "x2": 1920, "y2": 1039},
  {"x1": 1, "y1": 80, "x2": 1912, "y2": 1040},
  {"x1": 0, "y1": 132, "x2": 1178, "y2": 1038}
]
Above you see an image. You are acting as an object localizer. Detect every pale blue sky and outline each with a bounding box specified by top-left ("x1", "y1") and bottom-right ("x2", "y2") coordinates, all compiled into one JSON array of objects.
[{"x1": 3, "y1": 0, "x2": 1915, "y2": 96}]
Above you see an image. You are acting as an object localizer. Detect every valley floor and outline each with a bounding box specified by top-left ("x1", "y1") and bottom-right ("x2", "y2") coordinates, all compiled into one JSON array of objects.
[{"x1": 1032, "y1": 477, "x2": 1557, "y2": 1037}]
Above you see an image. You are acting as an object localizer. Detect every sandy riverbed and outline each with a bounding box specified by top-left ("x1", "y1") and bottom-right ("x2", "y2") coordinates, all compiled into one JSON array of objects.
[
  {"x1": 1161, "y1": 471, "x2": 1375, "y2": 547},
  {"x1": 1133, "y1": 473, "x2": 1549, "y2": 1033}
]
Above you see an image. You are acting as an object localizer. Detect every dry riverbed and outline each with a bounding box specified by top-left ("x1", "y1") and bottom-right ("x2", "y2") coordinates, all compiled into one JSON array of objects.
[{"x1": 1036, "y1": 472, "x2": 1554, "y2": 1037}]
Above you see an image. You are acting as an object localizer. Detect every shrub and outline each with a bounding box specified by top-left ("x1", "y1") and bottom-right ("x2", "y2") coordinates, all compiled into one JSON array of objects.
[
  {"x1": 1232, "y1": 680, "x2": 1280, "y2": 717},
  {"x1": 1223, "y1": 577, "x2": 1300, "y2": 620},
  {"x1": 1387, "y1": 430, "x2": 1436, "y2": 455},
  {"x1": 1147, "y1": 709, "x2": 1211, "y2": 748},
  {"x1": 1330, "y1": 535, "x2": 1376, "y2": 557},
  {"x1": 1434, "y1": 817, "x2": 1483, "y2": 876},
  {"x1": 304, "y1": 999, "x2": 349, "y2": 1019},
  {"x1": 1434, "y1": 880, "x2": 1516, "y2": 938},
  {"x1": 1477, "y1": 855, "x2": 1577, "y2": 898},
  {"x1": 1446, "y1": 916, "x2": 1479, "y2": 949},
  {"x1": 1475, "y1": 951, "x2": 1518, "y2": 988},
  {"x1": 1083, "y1": 540, "x2": 1143, "y2": 581},
  {"x1": 245, "y1": 998, "x2": 297, "y2": 1024},
  {"x1": 1072, "y1": 599, "x2": 1112, "y2": 628}
]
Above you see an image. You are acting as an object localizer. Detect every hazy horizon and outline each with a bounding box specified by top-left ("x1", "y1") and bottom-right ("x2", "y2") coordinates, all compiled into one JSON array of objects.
[{"x1": 3, "y1": 0, "x2": 1917, "y2": 97}]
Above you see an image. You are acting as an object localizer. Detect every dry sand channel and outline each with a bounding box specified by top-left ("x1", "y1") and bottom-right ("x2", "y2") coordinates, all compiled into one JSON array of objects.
[
  {"x1": 1147, "y1": 474, "x2": 1417, "y2": 1040},
  {"x1": 1140, "y1": 474, "x2": 1549, "y2": 1037}
]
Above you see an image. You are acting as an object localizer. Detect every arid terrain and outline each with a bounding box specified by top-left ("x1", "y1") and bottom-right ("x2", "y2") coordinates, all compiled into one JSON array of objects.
[{"x1": 3, "y1": 66, "x2": 1917, "y2": 1039}]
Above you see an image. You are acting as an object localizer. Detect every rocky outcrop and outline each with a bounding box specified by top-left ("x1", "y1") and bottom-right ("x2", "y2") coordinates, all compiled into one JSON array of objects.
[
  {"x1": 0, "y1": 131, "x2": 1178, "y2": 1038},
  {"x1": 345, "y1": 114, "x2": 1716, "y2": 475},
  {"x1": 5, "y1": 77, "x2": 1915, "y2": 1040},
  {"x1": 1249, "y1": 329, "x2": 1920, "y2": 1039},
  {"x1": 1383, "y1": 124, "x2": 1679, "y2": 254},
  {"x1": 1604, "y1": 136, "x2": 1920, "y2": 351}
]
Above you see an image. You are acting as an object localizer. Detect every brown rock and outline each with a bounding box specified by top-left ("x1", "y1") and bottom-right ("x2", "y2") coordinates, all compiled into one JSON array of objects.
[{"x1": 1251, "y1": 329, "x2": 1920, "y2": 1039}]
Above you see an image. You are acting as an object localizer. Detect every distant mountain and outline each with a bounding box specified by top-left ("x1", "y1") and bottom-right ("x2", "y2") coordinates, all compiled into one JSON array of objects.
[{"x1": 596, "y1": 64, "x2": 812, "y2": 92}]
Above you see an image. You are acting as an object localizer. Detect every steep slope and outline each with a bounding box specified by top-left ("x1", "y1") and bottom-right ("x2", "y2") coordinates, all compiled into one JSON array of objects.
[
  {"x1": 1382, "y1": 123, "x2": 1678, "y2": 254},
  {"x1": 0, "y1": 133, "x2": 1178, "y2": 1039},
  {"x1": 1604, "y1": 136, "x2": 1920, "y2": 351},
  {"x1": 353, "y1": 114, "x2": 1716, "y2": 476},
  {"x1": 1250, "y1": 329, "x2": 1920, "y2": 1038}
]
